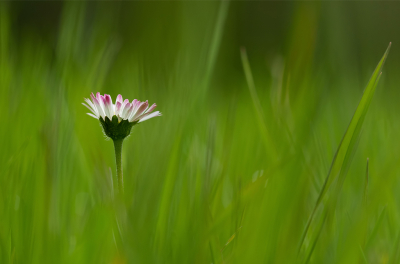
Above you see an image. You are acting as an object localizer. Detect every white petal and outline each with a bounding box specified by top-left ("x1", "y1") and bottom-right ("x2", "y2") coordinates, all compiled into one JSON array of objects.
[
  {"x1": 115, "y1": 101, "x2": 122, "y2": 116},
  {"x1": 100, "y1": 95, "x2": 112, "y2": 120},
  {"x1": 138, "y1": 111, "x2": 161, "y2": 123},
  {"x1": 87, "y1": 113, "x2": 99, "y2": 119},
  {"x1": 97, "y1": 93, "x2": 107, "y2": 117},
  {"x1": 121, "y1": 103, "x2": 132, "y2": 119},
  {"x1": 119, "y1": 99, "x2": 130, "y2": 118},
  {"x1": 93, "y1": 93, "x2": 105, "y2": 119},
  {"x1": 130, "y1": 101, "x2": 148, "y2": 121},
  {"x1": 125, "y1": 104, "x2": 134, "y2": 119},
  {"x1": 82, "y1": 102, "x2": 98, "y2": 116},
  {"x1": 130, "y1": 100, "x2": 141, "y2": 116},
  {"x1": 144, "y1": 103, "x2": 157, "y2": 114},
  {"x1": 116, "y1": 94, "x2": 123, "y2": 104},
  {"x1": 104, "y1": 94, "x2": 114, "y2": 119},
  {"x1": 84, "y1": 98, "x2": 98, "y2": 115}
]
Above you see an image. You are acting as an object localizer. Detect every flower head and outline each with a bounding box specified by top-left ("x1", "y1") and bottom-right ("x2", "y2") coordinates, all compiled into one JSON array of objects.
[{"x1": 83, "y1": 92, "x2": 161, "y2": 140}]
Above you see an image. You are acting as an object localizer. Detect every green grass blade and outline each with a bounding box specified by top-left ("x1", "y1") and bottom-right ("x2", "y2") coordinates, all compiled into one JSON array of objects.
[
  {"x1": 204, "y1": 0, "x2": 229, "y2": 87},
  {"x1": 365, "y1": 207, "x2": 386, "y2": 250},
  {"x1": 322, "y1": 42, "x2": 389, "y2": 209},
  {"x1": 240, "y1": 48, "x2": 278, "y2": 158},
  {"x1": 304, "y1": 210, "x2": 328, "y2": 264},
  {"x1": 359, "y1": 245, "x2": 369, "y2": 264},
  {"x1": 154, "y1": 136, "x2": 182, "y2": 252},
  {"x1": 299, "y1": 42, "x2": 391, "y2": 253},
  {"x1": 364, "y1": 158, "x2": 369, "y2": 204}
]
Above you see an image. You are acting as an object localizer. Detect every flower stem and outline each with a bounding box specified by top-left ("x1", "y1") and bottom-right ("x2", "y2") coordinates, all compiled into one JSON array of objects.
[{"x1": 113, "y1": 138, "x2": 124, "y2": 194}]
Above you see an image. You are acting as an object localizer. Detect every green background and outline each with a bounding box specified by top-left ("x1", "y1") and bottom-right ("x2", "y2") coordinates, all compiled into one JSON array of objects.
[{"x1": 1, "y1": 1, "x2": 400, "y2": 263}]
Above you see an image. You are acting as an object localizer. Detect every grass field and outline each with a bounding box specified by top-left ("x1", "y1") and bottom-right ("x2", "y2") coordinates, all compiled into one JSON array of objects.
[{"x1": 2, "y1": 1, "x2": 400, "y2": 263}]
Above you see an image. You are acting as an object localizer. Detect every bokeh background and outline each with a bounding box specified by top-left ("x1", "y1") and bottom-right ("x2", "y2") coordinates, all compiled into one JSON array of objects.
[{"x1": 1, "y1": 1, "x2": 400, "y2": 263}]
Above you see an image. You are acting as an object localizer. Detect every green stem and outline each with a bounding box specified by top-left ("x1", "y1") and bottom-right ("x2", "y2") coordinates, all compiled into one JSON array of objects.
[{"x1": 113, "y1": 139, "x2": 124, "y2": 194}]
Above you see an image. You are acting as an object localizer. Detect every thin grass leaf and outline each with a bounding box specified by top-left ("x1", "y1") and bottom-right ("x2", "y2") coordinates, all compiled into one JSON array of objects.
[
  {"x1": 361, "y1": 158, "x2": 370, "y2": 249},
  {"x1": 204, "y1": 0, "x2": 230, "y2": 87},
  {"x1": 240, "y1": 48, "x2": 278, "y2": 158},
  {"x1": 299, "y1": 43, "x2": 391, "y2": 253},
  {"x1": 154, "y1": 137, "x2": 182, "y2": 251},
  {"x1": 359, "y1": 245, "x2": 369, "y2": 264},
  {"x1": 365, "y1": 207, "x2": 386, "y2": 250},
  {"x1": 304, "y1": 209, "x2": 328, "y2": 264},
  {"x1": 209, "y1": 242, "x2": 216, "y2": 264},
  {"x1": 364, "y1": 158, "x2": 369, "y2": 204},
  {"x1": 221, "y1": 226, "x2": 243, "y2": 253}
]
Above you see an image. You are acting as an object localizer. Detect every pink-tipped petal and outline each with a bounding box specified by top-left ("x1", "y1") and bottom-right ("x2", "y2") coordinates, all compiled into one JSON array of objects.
[
  {"x1": 98, "y1": 94, "x2": 106, "y2": 114},
  {"x1": 116, "y1": 94, "x2": 123, "y2": 104},
  {"x1": 104, "y1": 94, "x2": 112, "y2": 106},
  {"x1": 105, "y1": 94, "x2": 114, "y2": 117},
  {"x1": 126, "y1": 104, "x2": 135, "y2": 119},
  {"x1": 119, "y1": 99, "x2": 130, "y2": 116},
  {"x1": 90, "y1": 93, "x2": 97, "y2": 106},
  {"x1": 85, "y1": 98, "x2": 98, "y2": 115},
  {"x1": 145, "y1": 103, "x2": 157, "y2": 114},
  {"x1": 96, "y1": 92, "x2": 102, "y2": 102},
  {"x1": 98, "y1": 94, "x2": 107, "y2": 116},
  {"x1": 115, "y1": 101, "x2": 122, "y2": 116},
  {"x1": 91, "y1": 93, "x2": 105, "y2": 118},
  {"x1": 90, "y1": 92, "x2": 97, "y2": 103},
  {"x1": 130, "y1": 101, "x2": 148, "y2": 121},
  {"x1": 131, "y1": 100, "x2": 140, "y2": 114},
  {"x1": 100, "y1": 95, "x2": 111, "y2": 119},
  {"x1": 137, "y1": 111, "x2": 161, "y2": 123},
  {"x1": 131, "y1": 99, "x2": 137, "y2": 108},
  {"x1": 129, "y1": 99, "x2": 139, "y2": 118},
  {"x1": 85, "y1": 94, "x2": 160, "y2": 124},
  {"x1": 121, "y1": 102, "x2": 132, "y2": 119}
]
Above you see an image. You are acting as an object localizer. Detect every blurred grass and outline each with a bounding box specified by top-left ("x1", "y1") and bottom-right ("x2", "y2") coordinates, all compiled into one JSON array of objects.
[{"x1": 1, "y1": 1, "x2": 400, "y2": 263}]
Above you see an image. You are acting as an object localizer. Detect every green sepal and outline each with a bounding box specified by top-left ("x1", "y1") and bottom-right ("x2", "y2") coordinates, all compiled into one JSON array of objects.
[{"x1": 99, "y1": 116, "x2": 138, "y2": 140}]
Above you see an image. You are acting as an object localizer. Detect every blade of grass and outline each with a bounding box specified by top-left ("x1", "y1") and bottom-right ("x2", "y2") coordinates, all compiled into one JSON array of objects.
[
  {"x1": 298, "y1": 43, "x2": 391, "y2": 253},
  {"x1": 154, "y1": 136, "x2": 182, "y2": 252},
  {"x1": 222, "y1": 208, "x2": 245, "y2": 254},
  {"x1": 359, "y1": 245, "x2": 369, "y2": 264},
  {"x1": 304, "y1": 210, "x2": 328, "y2": 264},
  {"x1": 204, "y1": 0, "x2": 229, "y2": 87},
  {"x1": 240, "y1": 48, "x2": 278, "y2": 158},
  {"x1": 364, "y1": 158, "x2": 369, "y2": 204},
  {"x1": 361, "y1": 158, "x2": 370, "y2": 249},
  {"x1": 365, "y1": 207, "x2": 386, "y2": 250}
]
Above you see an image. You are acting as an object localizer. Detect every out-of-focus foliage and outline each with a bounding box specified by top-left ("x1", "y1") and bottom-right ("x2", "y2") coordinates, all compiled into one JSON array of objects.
[{"x1": 1, "y1": 1, "x2": 400, "y2": 263}]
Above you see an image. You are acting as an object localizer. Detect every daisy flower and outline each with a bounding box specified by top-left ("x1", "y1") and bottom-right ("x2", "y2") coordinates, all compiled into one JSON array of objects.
[
  {"x1": 84, "y1": 92, "x2": 161, "y2": 123},
  {"x1": 83, "y1": 92, "x2": 161, "y2": 140},
  {"x1": 83, "y1": 92, "x2": 161, "y2": 193}
]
